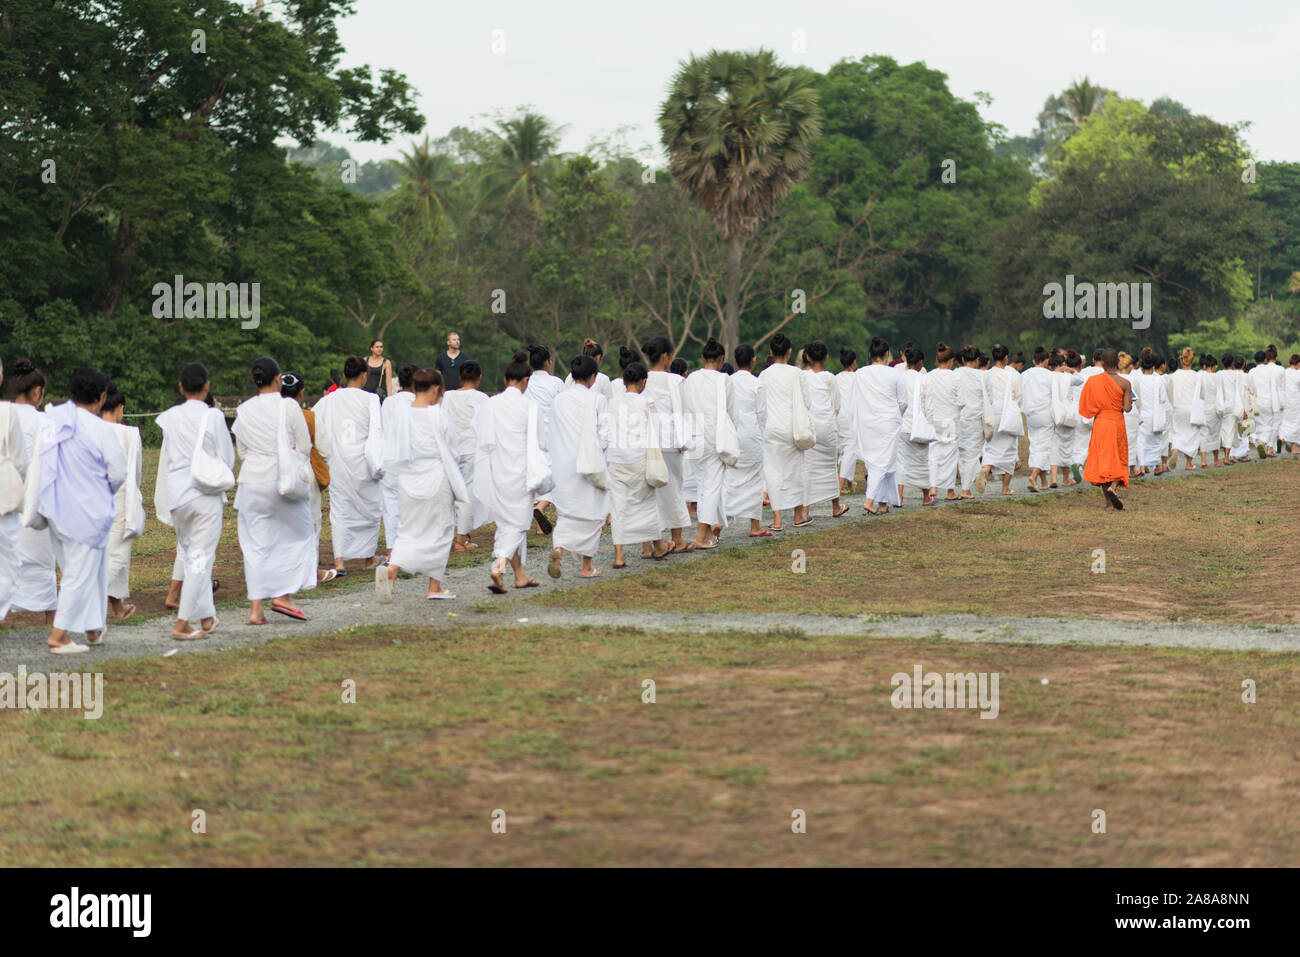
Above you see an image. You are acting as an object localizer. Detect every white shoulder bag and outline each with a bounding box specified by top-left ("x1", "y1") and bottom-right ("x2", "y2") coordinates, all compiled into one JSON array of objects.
[
  {"x1": 190, "y1": 409, "x2": 236, "y2": 495},
  {"x1": 276, "y1": 398, "x2": 313, "y2": 501},
  {"x1": 791, "y1": 373, "x2": 816, "y2": 451},
  {"x1": 714, "y1": 374, "x2": 741, "y2": 466},
  {"x1": 908, "y1": 374, "x2": 937, "y2": 444},
  {"x1": 0, "y1": 404, "x2": 24, "y2": 515}
]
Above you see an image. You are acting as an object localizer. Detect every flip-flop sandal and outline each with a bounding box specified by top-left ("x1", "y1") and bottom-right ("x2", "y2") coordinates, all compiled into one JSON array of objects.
[
  {"x1": 922, "y1": 497, "x2": 938, "y2": 506},
  {"x1": 116, "y1": 604, "x2": 136, "y2": 620},
  {"x1": 515, "y1": 580, "x2": 541, "y2": 589},
  {"x1": 612, "y1": 562, "x2": 628, "y2": 569},
  {"x1": 49, "y1": 642, "x2": 89, "y2": 655},
  {"x1": 271, "y1": 604, "x2": 307, "y2": 621},
  {"x1": 1026, "y1": 486, "x2": 1039, "y2": 493},
  {"x1": 547, "y1": 548, "x2": 564, "y2": 579},
  {"x1": 86, "y1": 629, "x2": 105, "y2": 646},
  {"x1": 792, "y1": 520, "x2": 813, "y2": 527},
  {"x1": 532, "y1": 508, "x2": 554, "y2": 535},
  {"x1": 487, "y1": 584, "x2": 508, "y2": 594},
  {"x1": 1104, "y1": 488, "x2": 1125, "y2": 510},
  {"x1": 173, "y1": 629, "x2": 207, "y2": 641},
  {"x1": 832, "y1": 505, "x2": 851, "y2": 517},
  {"x1": 749, "y1": 530, "x2": 774, "y2": 538},
  {"x1": 201, "y1": 616, "x2": 220, "y2": 635},
  {"x1": 318, "y1": 569, "x2": 339, "y2": 584},
  {"x1": 426, "y1": 592, "x2": 456, "y2": 600},
  {"x1": 333, "y1": 569, "x2": 348, "y2": 577},
  {"x1": 694, "y1": 541, "x2": 720, "y2": 549},
  {"x1": 673, "y1": 542, "x2": 697, "y2": 553},
  {"x1": 767, "y1": 524, "x2": 783, "y2": 532},
  {"x1": 1048, "y1": 483, "x2": 1058, "y2": 488}
]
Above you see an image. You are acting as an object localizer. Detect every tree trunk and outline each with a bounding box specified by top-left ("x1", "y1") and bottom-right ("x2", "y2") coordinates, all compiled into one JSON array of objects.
[{"x1": 725, "y1": 232, "x2": 743, "y2": 361}]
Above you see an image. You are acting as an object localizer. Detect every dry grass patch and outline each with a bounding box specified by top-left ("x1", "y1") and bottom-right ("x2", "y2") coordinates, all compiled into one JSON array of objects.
[
  {"x1": 2, "y1": 623, "x2": 1296, "y2": 866},
  {"x1": 537, "y1": 459, "x2": 1300, "y2": 623}
]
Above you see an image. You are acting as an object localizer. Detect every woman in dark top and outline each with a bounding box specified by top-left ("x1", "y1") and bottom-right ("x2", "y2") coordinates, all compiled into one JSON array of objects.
[{"x1": 363, "y1": 339, "x2": 393, "y2": 399}]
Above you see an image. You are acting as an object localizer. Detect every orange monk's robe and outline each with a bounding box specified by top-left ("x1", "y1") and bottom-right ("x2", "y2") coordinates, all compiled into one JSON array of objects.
[{"x1": 1079, "y1": 373, "x2": 1129, "y2": 487}]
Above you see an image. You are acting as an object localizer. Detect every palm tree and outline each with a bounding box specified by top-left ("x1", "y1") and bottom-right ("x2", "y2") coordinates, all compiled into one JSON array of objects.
[
  {"x1": 658, "y1": 49, "x2": 821, "y2": 358},
  {"x1": 475, "y1": 111, "x2": 566, "y2": 212},
  {"x1": 1038, "y1": 77, "x2": 1110, "y2": 144},
  {"x1": 387, "y1": 135, "x2": 459, "y2": 234}
]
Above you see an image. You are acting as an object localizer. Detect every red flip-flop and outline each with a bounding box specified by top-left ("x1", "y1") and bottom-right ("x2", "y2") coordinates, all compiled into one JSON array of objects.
[{"x1": 270, "y1": 604, "x2": 307, "y2": 621}]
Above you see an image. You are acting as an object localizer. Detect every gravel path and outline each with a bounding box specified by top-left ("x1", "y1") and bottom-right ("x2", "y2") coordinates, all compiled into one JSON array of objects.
[{"x1": 2, "y1": 454, "x2": 1295, "y2": 670}]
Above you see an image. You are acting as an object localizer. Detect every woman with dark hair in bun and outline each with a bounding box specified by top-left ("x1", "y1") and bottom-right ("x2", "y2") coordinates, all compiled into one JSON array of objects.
[
  {"x1": 282, "y1": 372, "x2": 337, "y2": 585},
  {"x1": 605, "y1": 360, "x2": 669, "y2": 566},
  {"x1": 7, "y1": 359, "x2": 57, "y2": 622},
  {"x1": 157, "y1": 362, "x2": 238, "y2": 638},
  {"x1": 313, "y1": 355, "x2": 386, "y2": 575},
  {"x1": 547, "y1": 354, "x2": 611, "y2": 576},
  {"x1": 801, "y1": 341, "x2": 850, "y2": 521},
  {"x1": 974, "y1": 343, "x2": 1022, "y2": 496},
  {"x1": 954, "y1": 346, "x2": 984, "y2": 499},
  {"x1": 564, "y1": 339, "x2": 613, "y2": 400},
  {"x1": 232, "y1": 357, "x2": 318, "y2": 625},
  {"x1": 609, "y1": 345, "x2": 643, "y2": 398},
  {"x1": 847, "y1": 337, "x2": 909, "y2": 515},
  {"x1": 474, "y1": 350, "x2": 547, "y2": 593},
  {"x1": 376, "y1": 368, "x2": 466, "y2": 601},
  {"x1": 34, "y1": 367, "x2": 126, "y2": 653},
  {"x1": 100, "y1": 381, "x2": 145, "y2": 621},
  {"x1": 681, "y1": 337, "x2": 738, "y2": 548},
  {"x1": 442, "y1": 359, "x2": 488, "y2": 551},
  {"x1": 756, "y1": 333, "x2": 811, "y2": 531},
  {"x1": 642, "y1": 336, "x2": 692, "y2": 551},
  {"x1": 524, "y1": 344, "x2": 563, "y2": 534},
  {"x1": 835, "y1": 348, "x2": 860, "y2": 494},
  {"x1": 724, "y1": 344, "x2": 769, "y2": 537}
]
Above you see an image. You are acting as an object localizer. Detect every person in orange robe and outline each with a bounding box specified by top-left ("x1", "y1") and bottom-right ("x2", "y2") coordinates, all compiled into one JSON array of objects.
[{"x1": 1078, "y1": 348, "x2": 1133, "y2": 510}]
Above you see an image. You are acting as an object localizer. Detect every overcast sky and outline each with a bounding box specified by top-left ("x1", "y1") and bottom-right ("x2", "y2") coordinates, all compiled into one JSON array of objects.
[{"x1": 331, "y1": 0, "x2": 1300, "y2": 165}]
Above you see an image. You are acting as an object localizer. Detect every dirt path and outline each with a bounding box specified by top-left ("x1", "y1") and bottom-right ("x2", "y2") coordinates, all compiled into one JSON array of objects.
[{"x1": 2, "y1": 455, "x2": 1297, "y2": 669}]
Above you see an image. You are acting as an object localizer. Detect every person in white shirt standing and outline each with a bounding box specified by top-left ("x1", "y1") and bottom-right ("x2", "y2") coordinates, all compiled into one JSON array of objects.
[{"x1": 156, "y1": 362, "x2": 236, "y2": 639}]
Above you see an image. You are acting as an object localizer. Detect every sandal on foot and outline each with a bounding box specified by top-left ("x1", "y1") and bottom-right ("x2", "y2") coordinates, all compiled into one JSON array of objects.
[{"x1": 271, "y1": 603, "x2": 307, "y2": 621}]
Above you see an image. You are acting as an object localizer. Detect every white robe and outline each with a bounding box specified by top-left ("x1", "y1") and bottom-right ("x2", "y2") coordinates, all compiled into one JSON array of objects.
[
  {"x1": 835, "y1": 370, "x2": 860, "y2": 482},
  {"x1": 1198, "y1": 370, "x2": 1224, "y2": 453},
  {"x1": 37, "y1": 403, "x2": 126, "y2": 634},
  {"x1": 527, "y1": 369, "x2": 566, "y2": 461},
  {"x1": 549, "y1": 386, "x2": 611, "y2": 557},
  {"x1": 0, "y1": 402, "x2": 31, "y2": 620},
  {"x1": 896, "y1": 368, "x2": 931, "y2": 489},
  {"x1": 313, "y1": 387, "x2": 384, "y2": 561},
  {"x1": 9, "y1": 403, "x2": 55, "y2": 613},
  {"x1": 606, "y1": 391, "x2": 661, "y2": 546},
  {"x1": 683, "y1": 368, "x2": 738, "y2": 528},
  {"x1": 1248, "y1": 363, "x2": 1284, "y2": 448},
  {"x1": 1135, "y1": 373, "x2": 1168, "y2": 468},
  {"x1": 1122, "y1": 371, "x2": 1141, "y2": 466},
  {"x1": 233, "y1": 393, "x2": 318, "y2": 600},
  {"x1": 380, "y1": 390, "x2": 415, "y2": 545},
  {"x1": 157, "y1": 399, "x2": 235, "y2": 622},
  {"x1": 1280, "y1": 368, "x2": 1300, "y2": 445},
  {"x1": 756, "y1": 363, "x2": 809, "y2": 512},
  {"x1": 924, "y1": 368, "x2": 962, "y2": 491},
  {"x1": 980, "y1": 366, "x2": 1021, "y2": 475},
  {"x1": 849, "y1": 363, "x2": 909, "y2": 505},
  {"x1": 1219, "y1": 369, "x2": 1245, "y2": 449},
  {"x1": 105, "y1": 422, "x2": 143, "y2": 598},
  {"x1": 644, "y1": 370, "x2": 690, "y2": 531},
  {"x1": 803, "y1": 369, "x2": 841, "y2": 506},
  {"x1": 384, "y1": 402, "x2": 466, "y2": 582},
  {"x1": 1019, "y1": 366, "x2": 1055, "y2": 472},
  {"x1": 442, "y1": 388, "x2": 488, "y2": 534},
  {"x1": 1167, "y1": 368, "x2": 1202, "y2": 459},
  {"x1": 955, "y1": 367, "x2": 984, "y2": 490},
  {"x1": 1050, "y1": 372, "x2": 1076, "y2": 468},
  {"x1": 725, "y1": 370, "x2": 765, "y2": 522},
  {"x1": 472, "y1": 387, "x2": 545, "y2": 561}
]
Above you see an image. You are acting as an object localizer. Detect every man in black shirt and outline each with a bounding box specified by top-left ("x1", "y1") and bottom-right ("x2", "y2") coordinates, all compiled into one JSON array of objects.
[{"x1": 435, "y1": 332, "x2": 469, "y2": 390}]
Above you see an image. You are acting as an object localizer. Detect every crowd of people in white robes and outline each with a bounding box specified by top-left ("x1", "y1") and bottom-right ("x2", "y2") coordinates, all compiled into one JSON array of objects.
[{"x1": 2, "y1": 337, "x2": 1296, "y2": 651}]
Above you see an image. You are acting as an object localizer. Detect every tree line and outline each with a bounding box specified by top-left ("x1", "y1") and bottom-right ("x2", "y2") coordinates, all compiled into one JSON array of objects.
[{"x1": 2, "y1": 0, "x2": 1297, "y2": 423}]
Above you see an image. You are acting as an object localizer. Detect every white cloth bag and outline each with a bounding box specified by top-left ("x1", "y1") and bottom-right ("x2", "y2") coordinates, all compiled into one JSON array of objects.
[
  {"x1": 190, "y1": 409, "x2": 236, "y2": 495},
  {"x1": 276, "y1": 398, "x2": 313, "y2": 501},
  {"x1": 791, "y1": 375, "x2": 816, "y2": 451},
  {"x1": 908, "y1": 373, "x2": 937, "y2": 444}
]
